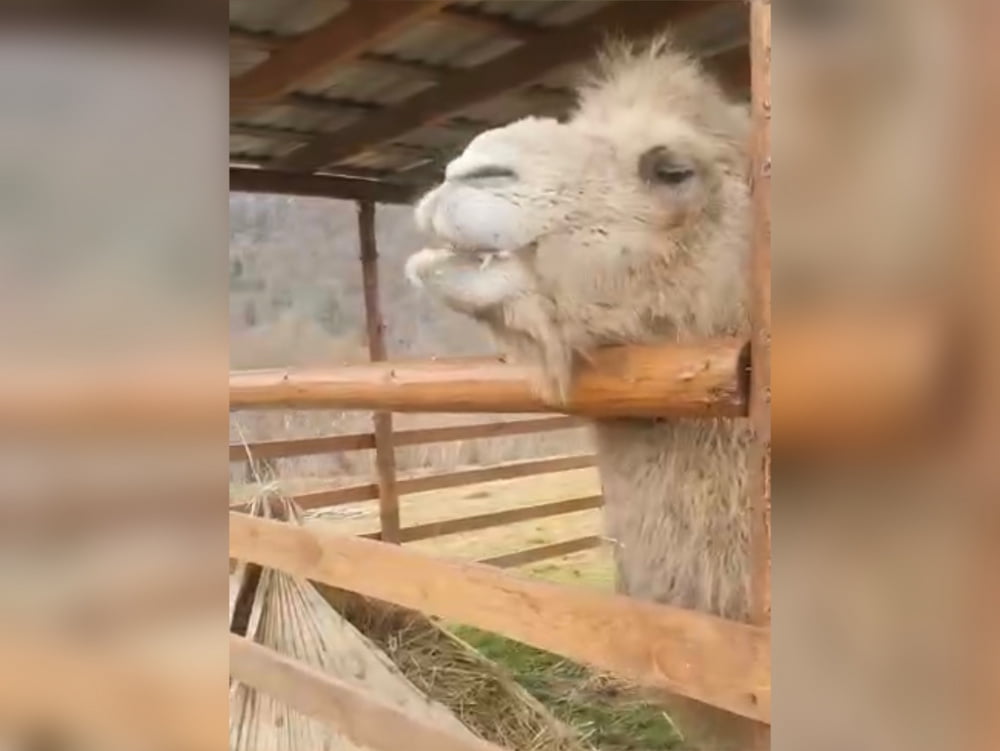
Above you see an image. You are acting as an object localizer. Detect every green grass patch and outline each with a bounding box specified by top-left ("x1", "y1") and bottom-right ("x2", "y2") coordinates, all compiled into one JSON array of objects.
[{"x1": 452, "y1": 625, "x2": 683, "y2": 750}]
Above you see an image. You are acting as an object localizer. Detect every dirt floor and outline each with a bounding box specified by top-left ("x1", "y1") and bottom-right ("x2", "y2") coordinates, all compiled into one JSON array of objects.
[{"x1": 239, "y1": 467, "x2": 687, "y2": 749}]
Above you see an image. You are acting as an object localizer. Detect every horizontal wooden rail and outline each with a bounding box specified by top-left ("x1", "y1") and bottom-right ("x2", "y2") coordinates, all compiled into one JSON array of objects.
[
  {"x1": 230, "y1": 634, "x2": 504, "y2": 751},
  {"x1": 362, "y1": 495, "x2": 603, "y2": 543},
  {"x1": 230, "y1": 432, "x2": 375, "y2": 461},
  {"x1": 229, "y1": 416, "x2": 582, "y2": 462},
  {"x1": 287, "y1": 454, "x2": 596, "y2": 511},
  {"x1": 479, "y1": 535, "x2": 604, "y2": 568},
  {"x1": 230, "y1": 340, "x2": 747, "y2": 419},
  {"x1": 230, "y1": 513, "x2": 770, "y2": 722}
]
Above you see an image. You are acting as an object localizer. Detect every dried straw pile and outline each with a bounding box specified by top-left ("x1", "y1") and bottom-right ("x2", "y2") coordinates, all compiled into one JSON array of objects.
[{"x1": 229, "y1": 489, "x2": 586, "y2": 751}]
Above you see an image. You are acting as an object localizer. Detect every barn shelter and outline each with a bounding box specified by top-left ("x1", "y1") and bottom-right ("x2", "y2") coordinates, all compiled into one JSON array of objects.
[
  {"x1": 229, "y1": 3, "x2": 773, "y2": 751},
  {"x1": 229, "y1": 1, "x2": 752, "y2": 203}
]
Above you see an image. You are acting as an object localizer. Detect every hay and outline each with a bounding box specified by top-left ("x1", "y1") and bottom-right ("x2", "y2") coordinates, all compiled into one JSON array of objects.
[
  {"x1": 230, "y1": 488, "x2": 587, "y2": 751},
  {"x1": 318, "y1": 585, "x2": 587, "y2": 751}
]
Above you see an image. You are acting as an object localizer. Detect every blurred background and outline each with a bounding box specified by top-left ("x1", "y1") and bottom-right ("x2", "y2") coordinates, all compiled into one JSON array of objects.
[{"x1": 0, "y1": 1, "x2": 998, "y2": 750}]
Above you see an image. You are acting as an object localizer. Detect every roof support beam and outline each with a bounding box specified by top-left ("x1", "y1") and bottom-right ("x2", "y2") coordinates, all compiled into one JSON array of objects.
[
  {"x1": 230, "y1": 1, "x2": 448, "y2": 112},
  {"x1": 229, "y1": 167, "x2": 415, "y2": 204},
  {"x1": 272, "y1": 1, "x2": 724, "y2": 171}
]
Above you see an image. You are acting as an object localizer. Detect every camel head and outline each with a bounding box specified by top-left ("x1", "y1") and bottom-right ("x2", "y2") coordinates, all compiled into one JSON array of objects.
[{"x1": 406, "y1": 36, "x2": 750, "y2": 398}]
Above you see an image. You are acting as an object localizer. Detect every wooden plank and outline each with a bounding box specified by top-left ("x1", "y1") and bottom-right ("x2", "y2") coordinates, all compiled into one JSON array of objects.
[
  {"x1": 229, "y1": 514, "x2": 771, "y2": 721},
  {"x1": 229, "y1": 417, "x2": 582, "y2": 462},
  {"x1": 391, "y1": 495, "x2": 603, "y2": 543},
  {"x1": 358, "y1": 200, "x2": 401, "y2": 544},
  {"x1": 230, "y1": 339, "x2": 748, "y2": 419},
  {"x1": 748, "y1": 3, "x2": 772, "y2": 747},
  {"x1": 289, "y1": 454, "x2": 596, "y2": 511},
  {"x1": 394, "y1": 454, "x2": 594, "y2": 496},
  {"x1": 230, "y1": 635, "x2": 505, "y2": 751},
  {"x1": 230, "y1": 432, "x2": 375, "y2": 462},
  {"x1": 748, "y1": 0, "x2": 772, "y2": 629},
  {"x1": 274, "y1": 2, "x2": 723, "y2": 170},
  {"x1": 230, "y1": 1, "x2": 448, "y2": 109},
  {"x1": 393, "y1": 416, "x2": 584, "y2": 446},
  {"x1": 479, "y1": 535, "x2": 603, "y2": 568},
  {"x1": 229, "y1": 417, "x2": 582, "y2": 463},
  {"x1": 229, "y1": 167, "x2": 415, "y2": 204},
  {"x1": 289, "y1": 482, "x2": 379, "y2": 510}
]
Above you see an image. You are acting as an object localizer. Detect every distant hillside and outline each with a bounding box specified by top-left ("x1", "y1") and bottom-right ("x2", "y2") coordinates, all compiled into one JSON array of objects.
[{"x1": 230, "y1": 192, "x2": 494, "y2": 371}]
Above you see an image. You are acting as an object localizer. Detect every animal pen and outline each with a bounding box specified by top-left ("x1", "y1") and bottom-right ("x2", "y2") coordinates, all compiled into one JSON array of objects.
[{"x1": 229, "y1": 1, "x2": 771, "y2": 749}]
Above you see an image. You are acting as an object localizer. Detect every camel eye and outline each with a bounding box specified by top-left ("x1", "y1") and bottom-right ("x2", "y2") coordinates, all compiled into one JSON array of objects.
[{"x1": 638, "y1": 147, "x2": 695, "y2": 187}]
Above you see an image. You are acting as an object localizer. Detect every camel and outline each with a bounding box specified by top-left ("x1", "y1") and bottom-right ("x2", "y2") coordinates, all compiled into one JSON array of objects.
[{"x1": 406, "y1": 35, "x2": 753, "y2": 622}]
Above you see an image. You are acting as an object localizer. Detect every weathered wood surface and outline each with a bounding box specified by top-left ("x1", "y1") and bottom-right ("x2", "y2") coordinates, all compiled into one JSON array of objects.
[
  {"x1": 358, "y1": 201, "x2": 401, "y2": 543},
  {"x1": 230, "y1": 340, "x2": 748, "y2": 418},
  {"x1": 362, "y1": 495, "x2": 603, "y2": 543},
  {"x1": 229, "y1": 513, "x2": 771, "y2": 722},
  {"x1": 230, "y1": 634, "x2": 505, "y2": 751},
  {"x1": 284, "y1": 454, "x2": 595, "y2": 511}
]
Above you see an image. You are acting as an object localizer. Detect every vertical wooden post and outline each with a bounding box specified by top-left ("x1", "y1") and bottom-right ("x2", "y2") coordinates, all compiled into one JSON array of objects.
[
  {"x1": 358, "y1": 201, "x2": 401, "y2": 543},
  {"x1": 749, "y1": 1, "x2": 772, "y2": 746}
]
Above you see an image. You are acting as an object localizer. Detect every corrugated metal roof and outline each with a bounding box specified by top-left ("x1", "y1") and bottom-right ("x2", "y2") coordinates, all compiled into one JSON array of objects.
[
  {"x1": 229, "y1": 0, "x2": 349, "y2": 36},
  {"x1": 299, "y1": 61, "x2": 437, "y2": 104},
  {"x1": 451, "y1": 0, "x2": 611, "y2": 27},
  {"x1": 230, "y1": 1, "x2": 750, "y2": 191}
]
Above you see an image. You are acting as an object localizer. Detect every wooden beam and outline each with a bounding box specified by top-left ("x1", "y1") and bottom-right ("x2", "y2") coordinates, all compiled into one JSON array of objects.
[
  {"x1": 230, "y1": 28, "x2": 283, "y2": 52},
  {"x1": 358, "y1": 201, "x2": 401, "y2": 544},
  {"x1": 274, "y1": 1, "x2": 724, "y2": 170},
  {"x1": 748, "y1": 4, "x2": 772, "y2": 747},
  {"x1": 231, "y1": 1, "x2": 449, "y2": 111},
  {"x1": 230, "y1": 123, "x2": 310, "y2": 143},
  {"x1": 229, "y1": 339, "x2": 748, "y2": 419},
  {"x1": 383, "y1": 495, "x2": 603, "y2": 544},
  {"x1": 229, "y1": 417, "x2": 583, "y2": 462},
  {"x1": 288, "y1": 454, "x2": 596, "y2": 511},
  {"x1": 229, "y1": 514, "x2": 771, "y2": 721},
  {"x1": 229, "y1": 167, "x2": 415, "y2": 204},
  {"x1": 479, "y1": 535, "x2": 603, "y2": 568},
  {"x1": 230, "y1": 635, "x2": 506, "y2": 751}
]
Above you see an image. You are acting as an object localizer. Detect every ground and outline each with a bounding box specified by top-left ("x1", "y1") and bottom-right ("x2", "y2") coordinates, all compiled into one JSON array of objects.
[{"x1": 240, "y1": 466, "x2": 686, "y2": 749}]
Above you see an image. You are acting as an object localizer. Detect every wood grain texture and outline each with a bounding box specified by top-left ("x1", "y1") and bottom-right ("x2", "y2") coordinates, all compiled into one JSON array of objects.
[
  {"x1": 229, "y1": 514, "x2": 771, "y2": 721},
  {"x1": 230, "y1": 340, "x2": 748, "y2": 418},
  {"x1": 230, "y1": 635, "x2": 505, "y2": 751},
  {"x1": 748, "y1": 3, "x2": 773, "y2": 746},
  {"x1": 748, "y1": 0, "x2": 772, "y2": 629}
]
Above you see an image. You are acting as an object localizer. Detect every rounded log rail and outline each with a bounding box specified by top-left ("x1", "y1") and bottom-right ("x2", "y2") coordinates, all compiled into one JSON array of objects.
[
  {"x1": 231, "y1": 316, "x2": 951, "y2": 452},
  {"x1": 230, "y1": 340, "x2": 748, "y2": 419}
]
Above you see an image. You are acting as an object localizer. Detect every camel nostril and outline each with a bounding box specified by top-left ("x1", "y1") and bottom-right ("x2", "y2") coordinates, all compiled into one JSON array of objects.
[{"x1": 452, "y1": 165, "x2": 518, "y2": 183}]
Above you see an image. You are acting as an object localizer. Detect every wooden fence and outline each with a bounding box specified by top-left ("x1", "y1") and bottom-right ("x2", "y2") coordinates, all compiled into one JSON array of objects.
[
  {"x1": 230, "y1": 414, "x2": 606, "y2": 563},
  {"x1": 228, "y1": 4, "x2": 772, "y2": 748}
]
